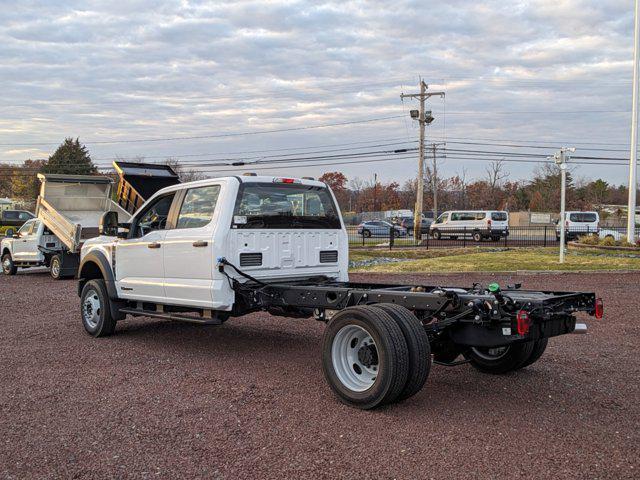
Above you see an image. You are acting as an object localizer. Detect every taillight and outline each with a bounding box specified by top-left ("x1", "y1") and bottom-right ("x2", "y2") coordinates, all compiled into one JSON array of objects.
[
  {"x1": 565, "y1": 220, "x2": 569, "y2": 227},
  {"x1": 595, "y1": 298, "x2": 604, "y2": 319},
  {"x1": 516, "y1": 310, "x2": 531, "y2": 335},
  {"x1": 487, "y1": 219, "x2": 492, "y2": 227}
]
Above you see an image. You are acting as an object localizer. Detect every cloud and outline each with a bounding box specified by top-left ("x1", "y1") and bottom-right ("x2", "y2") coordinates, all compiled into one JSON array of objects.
[{"x1": 0, "y1": 0, "x2": 636, "y2": 184}]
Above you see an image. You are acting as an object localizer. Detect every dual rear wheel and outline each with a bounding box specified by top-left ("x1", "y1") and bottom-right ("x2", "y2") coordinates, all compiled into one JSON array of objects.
[{"x1": 322, "y1": 304, "x2": 431, "y2": 409}]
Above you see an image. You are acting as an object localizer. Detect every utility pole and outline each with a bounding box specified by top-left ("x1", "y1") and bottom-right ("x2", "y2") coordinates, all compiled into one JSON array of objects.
[
  {"x1": 432, "y1": 143, "x2": 438, "y2": 220},
  {"x1": 430, "y1": 143, "x2": 445, "y2": 220},
  {"x1": 373, "y1": 173, "x2": 378, "y2": 212},
  {"x1": 553, "y1": 147, "x2": 575, "y2": 264},
  {"x1": 401, "y1": 80, "x2": 444, "y2": 241},
  {"x1": 628, "y1": 0, "x2": 640, "y2": 243}
]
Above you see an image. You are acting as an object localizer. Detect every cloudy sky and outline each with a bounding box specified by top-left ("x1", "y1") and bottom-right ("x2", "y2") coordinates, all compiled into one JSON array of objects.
[{"x1": 0, "y1": 0, "x2": 637, "y2": 186}]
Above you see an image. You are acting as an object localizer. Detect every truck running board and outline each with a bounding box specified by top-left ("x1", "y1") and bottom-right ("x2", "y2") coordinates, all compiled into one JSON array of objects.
[{"x1": 118, "y1": 307, "x2": 223, "y2": 325}]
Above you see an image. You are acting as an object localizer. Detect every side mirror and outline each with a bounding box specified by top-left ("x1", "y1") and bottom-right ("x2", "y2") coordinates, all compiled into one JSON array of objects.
[
  {"x1": 12, "y1": 233, "x2": 19, "y2": 239},
  {"x1": 99, "y1": 211, "x2": 119, "y2": 236}
]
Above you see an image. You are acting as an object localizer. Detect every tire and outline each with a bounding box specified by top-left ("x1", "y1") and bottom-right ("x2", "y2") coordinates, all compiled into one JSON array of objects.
[
  {"x1": 50, "y1": 255, "x2": 62, "y2": 280},
  {"x1": 5, "y1": 228, "x2": 14, "y2": 237},
  {"x1": 432, "y1": 230, "x2": 441, "y2": 240},
  {"x1": 464, "y1": 341, "x2": 535, "y2": 374},
  {"x1": 472, "y1": 231, "x2": 482, "y2": 242},
  {"x1": 2, "y1": 253, "x2": 17, "y2": 275},
  {"x1": 322, "y1": 306, "x2": 409, "y2": 409},
  {"x1": 80, "y1": 279, "x2": 117, "y2": 337},
  {"x1": 520, "y1": 338, "x2": 548, "y2": 368},
  {"x1": 363, "y1": 229, "x2": 371, "y2": 238},
  {"x1": 371, "y1": 304, "x2": 431, "y2": 402}
]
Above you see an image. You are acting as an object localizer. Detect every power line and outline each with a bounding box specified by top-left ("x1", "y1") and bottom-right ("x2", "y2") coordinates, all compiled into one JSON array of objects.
[{"x1": 0, "y1": 115, "x2": 406, "y2": 147}]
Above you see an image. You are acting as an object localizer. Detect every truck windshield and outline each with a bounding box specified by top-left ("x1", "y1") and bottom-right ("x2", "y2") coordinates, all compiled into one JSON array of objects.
[{"x1": 233, "y1": 182, "x2": 341, "y2": 229}]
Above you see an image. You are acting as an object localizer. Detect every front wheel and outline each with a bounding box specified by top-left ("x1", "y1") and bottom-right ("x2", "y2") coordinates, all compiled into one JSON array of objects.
[
  {"x1": 363, "y1": 229, "x2": 371, "y2": 238},
  {"x1": 80, "y1": 279, "x2": 117, "y2": 337},
  {"x1": 464, "y1": 342, "x2": 535, "y2": 374},
  {"x1": 322, "y1": 306, "x2": 409, "y2": 409},
  {"x1": 2, "y1": 253, "x2": 17, "y2": 275}
]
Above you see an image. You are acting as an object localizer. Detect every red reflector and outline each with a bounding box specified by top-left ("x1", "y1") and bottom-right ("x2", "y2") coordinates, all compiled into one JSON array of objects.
[
  {"x1": 516, "y1": 310, "x2": 531, "y2": 335},
  {"x1": 281, "y1": 178, "x2": 295, "y2": 184},
  {"x1": 595, "y1": 298, "x2": 604, "y2": 319}
]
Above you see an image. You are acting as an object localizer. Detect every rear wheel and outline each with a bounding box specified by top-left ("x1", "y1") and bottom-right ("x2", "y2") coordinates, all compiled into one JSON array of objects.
[
  {"x1": 520, "y1": 338, "x2": 548, "y2": 368},
  {"x1": 2, "y1": 253, "x2": 17, "y2": 275},
  {"x1": 363, "y1": 229, "x2": 371, "y2": 238},
  {"x1": 431, "y1": 230, "x2": 441, "y2": 240},
  {"x1": 371, "y1": 304, "x2": 431, "y2": 402},
  {"x1": 80, "y1": 279, "x2": 117, "y2": 337},
  {"x1": 322, "y1": 306, "x2": 409, "y2": 409},
  {"x1": 50, "y1": 255, "x2": 62, "y2": 280},
  {"x1": 472, "y1": 231, "x2": 482, "y2": 242},
  {"x1": 464, "y1": 342, "x2": 535, "y2": 374}
]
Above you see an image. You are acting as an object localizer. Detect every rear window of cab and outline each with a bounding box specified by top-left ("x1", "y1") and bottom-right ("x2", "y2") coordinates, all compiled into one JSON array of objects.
[{"x1": 232, "y1": 182, "x2": 341, "y2": 229}]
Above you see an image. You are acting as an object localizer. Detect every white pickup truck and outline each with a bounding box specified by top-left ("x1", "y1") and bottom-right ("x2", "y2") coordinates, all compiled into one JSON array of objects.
[{"x1": 78, "y1": 174, "x2": 602, "y2": 409}]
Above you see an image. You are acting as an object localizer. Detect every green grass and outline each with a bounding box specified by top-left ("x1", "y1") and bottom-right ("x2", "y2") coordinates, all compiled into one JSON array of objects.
[{"x1": 350, "y1": 247, "x2": 640, "y2": 273}]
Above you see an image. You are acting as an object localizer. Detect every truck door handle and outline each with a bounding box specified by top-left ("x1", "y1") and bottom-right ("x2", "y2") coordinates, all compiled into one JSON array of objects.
[
  {"x1": 192, "y1": 240, "x2": 208, "y2": 247},
  {"x1": 147, "y1": 242, "x2": 161, "y2": 249}
]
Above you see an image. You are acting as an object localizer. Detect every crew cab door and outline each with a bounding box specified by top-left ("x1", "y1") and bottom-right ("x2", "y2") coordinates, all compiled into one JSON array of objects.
[
  {"x1": 163, "y1": 184, "x2": 221, "y2": 308},
  {"x1": 12, "y1": 219, "x2": 44, "y2": 262},
  {"x1": 115, "y1": 192, "x2": 177, "y2": 302}
]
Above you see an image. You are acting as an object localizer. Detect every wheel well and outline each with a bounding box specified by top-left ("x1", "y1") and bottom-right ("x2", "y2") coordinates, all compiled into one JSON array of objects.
[
  {"x1": 79, "y1": 261, "x2": 104, "y2": 281},
  {"x1": 2, "y1": 247, "x2": 10, "y2": 257}
]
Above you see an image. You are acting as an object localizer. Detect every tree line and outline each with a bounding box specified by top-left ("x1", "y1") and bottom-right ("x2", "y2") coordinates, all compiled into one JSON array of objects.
[{"x1": 319, "y1": 160, "x2": 632, "y2": 215}]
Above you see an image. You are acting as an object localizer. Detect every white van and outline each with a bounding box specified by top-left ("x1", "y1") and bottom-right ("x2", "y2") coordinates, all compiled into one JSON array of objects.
[
  {"x1": 556, "y1": 211, "x2": 599, "y2": 241},
  {"x1": 429, "y1": 210, "x2": 509, "y2": 242}
]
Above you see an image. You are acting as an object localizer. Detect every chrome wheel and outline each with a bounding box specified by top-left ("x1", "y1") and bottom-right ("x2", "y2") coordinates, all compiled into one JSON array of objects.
[
  {"x1": 471, "y1": 346, "x2": 510, "y2": 361},
  {"x1": 82, "y1": 288, "x2": 101, "y2": 329},
  {"x1": 2, "y1": 257, "x2": 11, "y2": 274},
  {"x1": 51, "y1": 258, "x2": 60, "y2": 278},
  {"x1": 331, "y1": 324, "x2": 379, "y2": 392}
]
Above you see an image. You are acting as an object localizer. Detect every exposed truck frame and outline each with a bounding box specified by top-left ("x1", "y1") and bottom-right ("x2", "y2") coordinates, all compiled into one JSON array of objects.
[{"x1": 76, "y1": 175, "x2": 603, "y2": 409}]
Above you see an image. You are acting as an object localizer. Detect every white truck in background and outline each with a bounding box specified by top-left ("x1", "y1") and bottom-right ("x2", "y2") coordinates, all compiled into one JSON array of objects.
[
  {"x1": 1, "y1": 174, "x2": 130, "y2": 278},
  {"x1": 76, "y1": 174, "x2": 601, "y2": 409}
]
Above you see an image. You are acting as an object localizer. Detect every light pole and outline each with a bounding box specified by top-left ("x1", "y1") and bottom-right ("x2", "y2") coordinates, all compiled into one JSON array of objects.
[
  {"x1": 628, "y1": 0, "x2": 640, "y2": 242},
  {"x1": 553, "y1": 147, "x2": 575, "y2": 263}
]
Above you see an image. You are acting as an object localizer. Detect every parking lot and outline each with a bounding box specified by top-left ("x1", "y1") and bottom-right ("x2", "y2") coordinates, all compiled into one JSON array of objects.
[{"x1": 1, "y1": 270, "x2": 638, "y2": 479}]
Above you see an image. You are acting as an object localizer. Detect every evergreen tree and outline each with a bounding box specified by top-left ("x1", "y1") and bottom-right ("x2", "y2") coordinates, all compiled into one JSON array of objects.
[{"x1": 43, "y1": 138, "x2": 97, "y2": 175}]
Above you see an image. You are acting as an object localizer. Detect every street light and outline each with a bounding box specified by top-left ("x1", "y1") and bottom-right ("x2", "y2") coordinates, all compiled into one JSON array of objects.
[{"x1": 553, "y1": 147, "x2": 575, "y2": 264}]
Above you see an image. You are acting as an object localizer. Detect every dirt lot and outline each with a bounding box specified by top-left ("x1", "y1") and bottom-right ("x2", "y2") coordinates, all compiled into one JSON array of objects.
[{"x1": 1, "y1": 271, "x2": 638, "y2": 479}]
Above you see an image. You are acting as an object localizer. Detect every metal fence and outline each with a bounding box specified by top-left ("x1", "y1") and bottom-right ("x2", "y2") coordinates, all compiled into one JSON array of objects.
[{"x1": 347, "y1": 225, "x2": 638, "y2": 249}]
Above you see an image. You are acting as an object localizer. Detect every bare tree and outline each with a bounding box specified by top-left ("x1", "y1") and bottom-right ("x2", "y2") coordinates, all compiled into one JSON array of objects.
[{"x1": 485, "y1": 159, "x2": 509, "y2": 190}]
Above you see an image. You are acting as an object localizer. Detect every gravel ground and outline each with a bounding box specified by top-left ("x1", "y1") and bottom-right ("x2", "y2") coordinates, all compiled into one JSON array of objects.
[{"x1": 1, "y1": 270, "x2": 638, "y2": 479}]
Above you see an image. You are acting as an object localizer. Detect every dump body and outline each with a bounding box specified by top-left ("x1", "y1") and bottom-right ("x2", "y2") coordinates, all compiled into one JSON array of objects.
[
  {"x1": 113, "y1": 161, "x2": 180, "y2": 215},
  {"x1": 36, "y1": 173, "x2": 130, "y2": 252}
]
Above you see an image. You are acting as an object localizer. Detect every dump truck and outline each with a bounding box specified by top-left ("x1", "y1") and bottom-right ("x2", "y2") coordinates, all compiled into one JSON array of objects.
[
  {"x1": 2, "y1": 174, "x2": 130, "y2": 278},
  {"x1": 77, "y1": 174, "x2": 603, "y2": 409}
]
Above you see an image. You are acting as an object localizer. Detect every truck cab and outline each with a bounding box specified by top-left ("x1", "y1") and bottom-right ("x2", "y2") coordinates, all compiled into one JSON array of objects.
[
  {"x1": 79, "y1": 175, "x2": 348, "y2": 312},
  {"x1": 1, "y1": 218, "x2": 63, "y2": 275}
]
